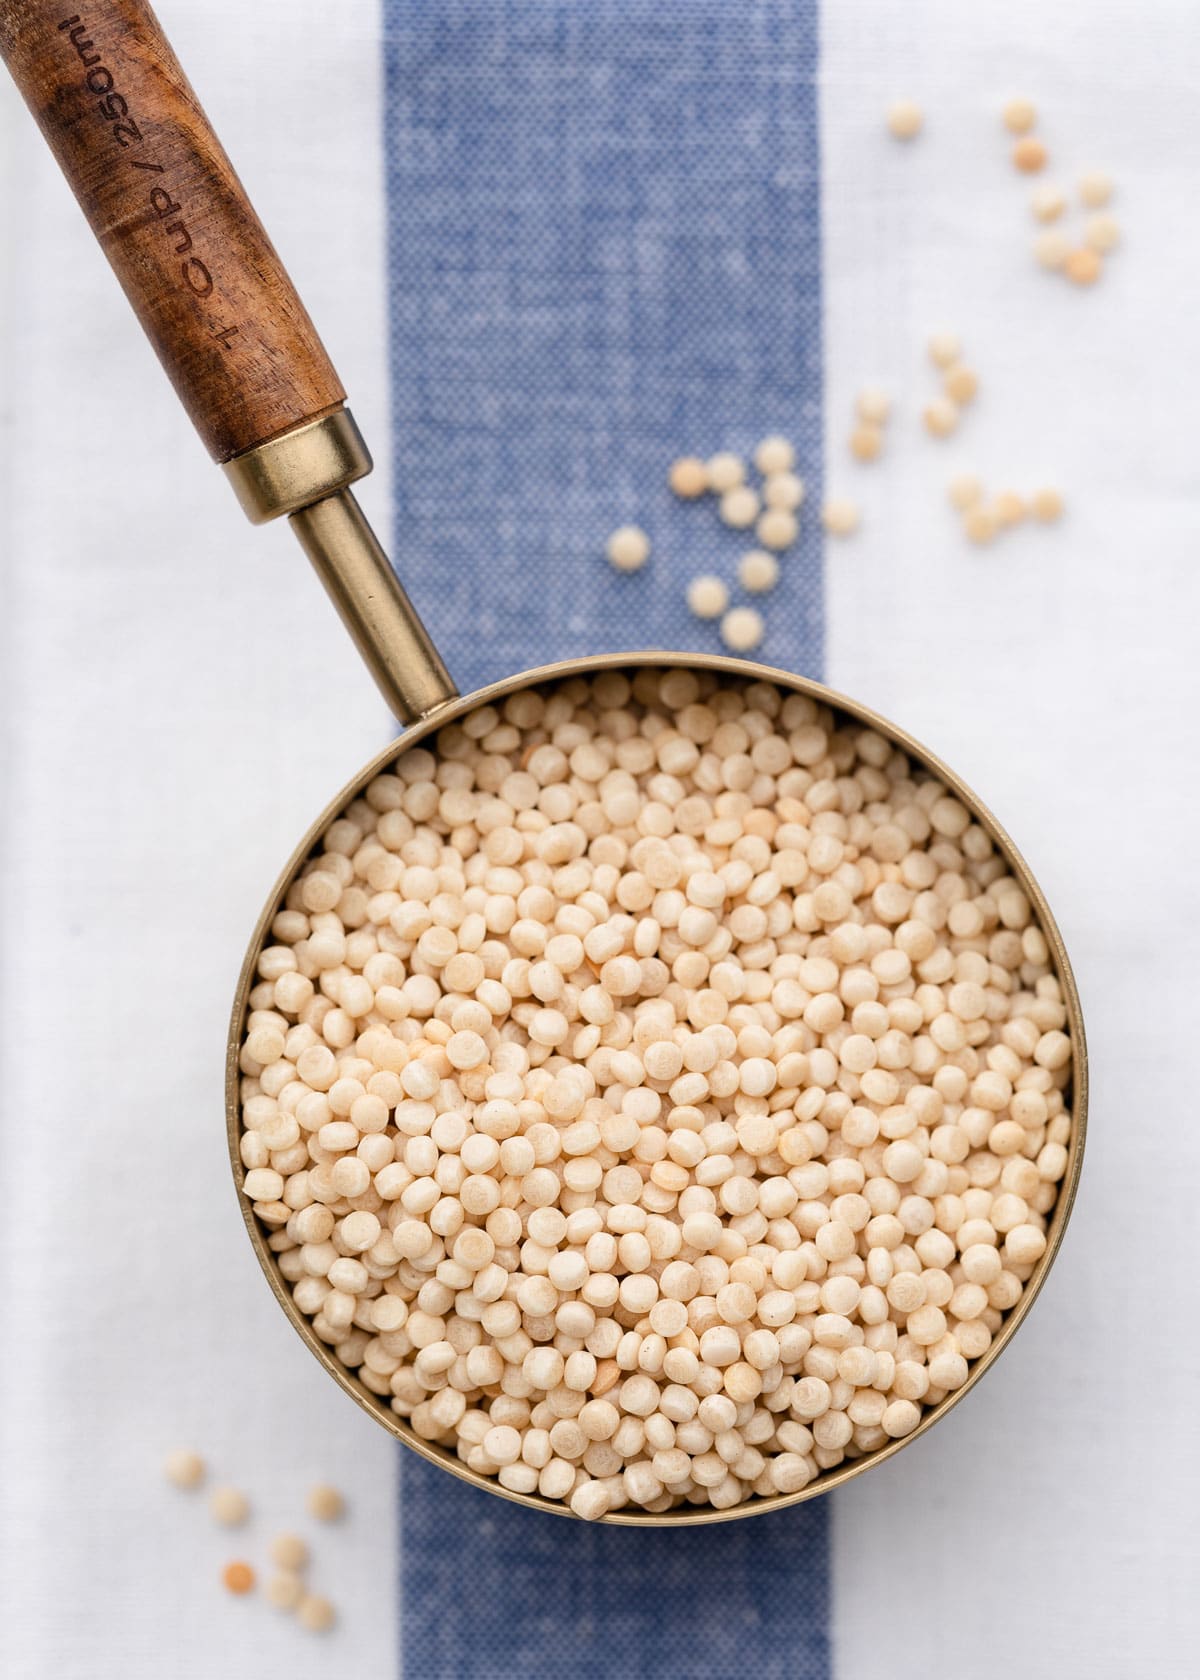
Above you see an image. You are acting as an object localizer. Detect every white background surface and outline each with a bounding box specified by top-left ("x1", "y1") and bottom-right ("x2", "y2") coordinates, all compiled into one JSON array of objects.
[
  {"x1": 0, "y1": 4, "x2": 400, "y2": 1676},
  {"x1": 1, "y1": 2, "x2": 1197, "y2": 1677},
  {"x1": 824, "y1": 4, "x2": 1199, "y2": 1675}
]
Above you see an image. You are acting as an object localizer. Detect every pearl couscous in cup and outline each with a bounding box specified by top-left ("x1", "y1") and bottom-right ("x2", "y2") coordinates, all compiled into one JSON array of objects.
[{"x1": 226, "y1": 652, "x2": 1086, "y2": 1526}]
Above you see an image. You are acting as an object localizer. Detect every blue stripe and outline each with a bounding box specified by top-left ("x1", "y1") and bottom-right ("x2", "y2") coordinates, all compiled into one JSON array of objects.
[
  {"x1": 401, "y1": 1456, "x2": 829, "y2": 1680},
  {"x1": 383, "y1": 3, "x2": 830, "y2": 1674}
]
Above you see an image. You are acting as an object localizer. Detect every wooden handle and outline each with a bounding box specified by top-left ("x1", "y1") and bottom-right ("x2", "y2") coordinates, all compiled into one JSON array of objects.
[{"x1": 0, "y1": 0, "x2": 345, "y2": 461}]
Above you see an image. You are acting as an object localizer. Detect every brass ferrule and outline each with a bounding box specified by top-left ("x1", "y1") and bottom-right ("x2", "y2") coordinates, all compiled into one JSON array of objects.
[{"x1": 222, "y1": 408, "x2": 372, "y2": 524}]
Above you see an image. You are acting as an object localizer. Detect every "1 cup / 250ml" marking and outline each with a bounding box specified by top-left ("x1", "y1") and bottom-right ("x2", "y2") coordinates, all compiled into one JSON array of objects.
[{"x1": 56, "y1": 12, "x2": 239, "y2": 347}]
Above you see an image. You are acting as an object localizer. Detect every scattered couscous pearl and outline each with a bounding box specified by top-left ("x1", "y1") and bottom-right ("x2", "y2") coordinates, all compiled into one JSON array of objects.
[
  {"x1": 606, "y1": 525, "x2": 651, "y2": 573},
  {"x1": 298, "y1": 1594, "x2": 336, "y2": 1634},
  {"x1": 882, "y1": 1400, "x2": 922, "y2": 1439},
  {"x1": 1034, "y1": 229, "x2": 1071, "y2": 270},
  {"x1": 948, "y1": 473, "x2": 982, "y2": 511},
  {"x1": 993, "y1": 491, "x2": 1027, "y2": 527},
  {"x1": 1078, "y1": 169, "x2": 1113, "y2": 208},
  {"x1": 306, "y1": 1484, "x2": 345, "y2": 1522},
  {"x1": 886, "y1": 99, "x2": 923, "y2": 140},
  {"x1": 943, "y1": 365, "x2": 978, "y2": 406},
  {"x1": 270, "y1": 1533, "x2": 309, "y2": 1571},
  {"x1": 267, "y1": 1572, "x2": 305, "y2": 1612},
  {"x1": 737, "y1": 550, "x2": 780, "y2": 594},
  {"x1": 1012, "y1": 137, "x2": 1048, "y2": 173},
  {"x1": 1031, "y1": 487, "x2": 1064, "y2": 522},
  {"x1": 210, "y1": 1487, "x2": 249, "y2": 1527},
  {"x1": 1030, "y1": 183, "x2": 1066, "y2": 222},
  {"x1": 720, "y1": 486, "x2": 761, "y2": 529},
  {"x1": 922, "y1": 397, "x2": 958, "y2": 439},
  {"x1": 164, "y1": 1449, "x2": 205, "y2": 1489},
  {"x1": 1085, "y1": 213, "x2": 1120, "y2": 253},
  {"x1": 222, "y1": 1561, "x2": 256, "y2": 1596},
  {"x1": 1002, "y1": 96, "x2": 1037, "y2": 134},
  {"x1": 719, "y1": 606, "x2": 765, "y2": 652},
  {"x1": 1064, "y1": 247, "x2": 1102, "y2": 286},
  {"x1": 964, "y1": 505, "x2": 998, "y2": 545},
  {"x1": 763, "y1": 472, "x2": 805, "y2": 511},
  {"x1": 856, "y1": 388, "x2": 891, "y2": 425},
  {"x1": 927, "y1": 332, "x2": 961, "y2": 369},
  {"x1": 821, "y1": 496, "x2": 859, "y2": 535},
  {"x1": 849, "y1": 424, "x2": 883, "y2": 463},
  {"x1": 706, "y1": 452, "x2": 746, "y2": 493},
  {"x1": 756, "y1": 509, "x2": 799, "y2": 551},
  {"x1": 240, "y1": 669, "x2": 1073, "y2": 1518},
  {"x1": 686, "y1": 575, "x2": 729, "y2": 620},
  {"x1": 753, "y1": 435, "x2": 795, "y2": 475},
  {"x1": 669, "y1": 457, "x2": 709, "y2": 499}
]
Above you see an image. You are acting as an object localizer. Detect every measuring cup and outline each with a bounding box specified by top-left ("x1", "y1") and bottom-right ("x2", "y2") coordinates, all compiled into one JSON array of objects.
[{"x1": 2, "y1": 0, "x2": 1087, "y2": 1524}]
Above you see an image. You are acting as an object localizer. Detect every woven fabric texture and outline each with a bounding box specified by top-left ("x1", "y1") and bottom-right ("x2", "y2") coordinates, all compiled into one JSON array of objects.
[{"x1": 383, "y1": 4, "x2": 829, "y2": 1676}]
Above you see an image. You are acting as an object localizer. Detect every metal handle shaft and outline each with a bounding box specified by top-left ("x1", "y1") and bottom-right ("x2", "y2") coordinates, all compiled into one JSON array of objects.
[{"x1": 290, "y1": 491, "x2": 457, "y2": 725}]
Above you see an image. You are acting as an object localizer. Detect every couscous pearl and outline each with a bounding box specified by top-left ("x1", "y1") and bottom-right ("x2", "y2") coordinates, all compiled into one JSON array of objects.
[
  {"x1": 164, "y1": 1449, "x2": 205, "y2": 1489},
  {"x1": 1031, "y1": 183, "x2": 1066, "y2": 222},
  {"x1": 270, "y1": 1533, "x2": 309, "y2": 1571},
  {"x1": 721, "y1": 486, "x2": 761, "y2": 529},
  {"x1": 849, "y1": 424, "x2": 883, "y2": 462},
  {"x1": 720, "y1": 608, "x2": 765, "y2": 654},
  {"x1": 669, "y1": 456, "x2": 709, "y2": 498},
  {"x1": 1031, "y1": 488, "x2": 1064, "y2": 523},
  {"x1": 1085, "y1": 213, "x2": 1120, "y2": 253},
  {"x1": 882, "y1": 1399, "x2": 922, "y2": 1438},
  {"x1": 447, "y1": 1030, "x2": 488, "y2": 1070},
  {"x1": 923, "y1": 398, "x2": 958, "y2": 438},
  {"x1": 686, "y1": 575, "x2": 729, "y2": 621},
  {"x1": 964, "y1": 506, "x2": 997, "y2": 546},
  {"x1": 754, "y1": 436, "x2": 796, "y2": 475},
  {"x1": 240, "y1": 671, "x2": 1073, "y2": 1519},
  {"x1": 1006, "y1": 1224, "x2": 1048, "y2": 1265},
  {"x1": 821, "y1": 497, "x2": 859, "y2": 536},
  {"x1": 928, "y1": 332, "x2": 961, "y2": 369},
  {"x1": 763, "y1": 472, "x2": 805, "y2": 511},
  {"x1": 737, "y1": 551, "x2": 780, "y2": 594},
  {"x1": 298, "y1": 1595, "x2": 336, "y2": 1634},
  {"x1": 943, "y1": 365, "x2": 978, "y2": 406},
  {"x1": 266, "y1": 1572, "x2": 304, "y2": 1611},
  {"x1": 756, "y1": 509, "x2": 799, "y2": 551},
  {"x1": 856, "y1": 388, "x2": 891, "y2": 425},
  {"x1": 1065, "y1": 247, "x2": 1102, "y2": 286},
  {"x1": 1078, "y1": 169, "x2": 1113, "y2": 208},
  {"x1": 210, "y1": 1487, "x2": 249, "y2": 1526},
  {"x1": 948, "y1": 474, "x2": 982, "y2": 511},
  {"x1": 222, "y1": 1562, "x2": 255, "y2": 1596},
  {"x1": 1013, "y1": 136, "x2": 1048, "y2": 173},
  {"x1": 886, "y1": 99, "x2": 923, "y2": 140},
  {"x1": 306, "y1": 1484, "x2": 345, "y2": 1522},
  {"x1": 706, "y1": 452, "x2": 746, "y2": 493},
  {"x1": 1002, "y1": 97, "x2": 1037, "y2": 134},
  {"x1": 993, "y1": 492, "x2": 1026, "y2": 528},
  {"x1": 1034, "y1": 229, "x2": 1070, "y2": 270},
  {"x1": 606, "y1": 525, "x2": 651, "y2": 573}
]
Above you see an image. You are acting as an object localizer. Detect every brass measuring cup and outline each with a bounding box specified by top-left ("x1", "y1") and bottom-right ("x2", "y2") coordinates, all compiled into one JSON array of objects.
[{"x1": 2, "y1": 0, "x2": 1087, "y2": 1525}]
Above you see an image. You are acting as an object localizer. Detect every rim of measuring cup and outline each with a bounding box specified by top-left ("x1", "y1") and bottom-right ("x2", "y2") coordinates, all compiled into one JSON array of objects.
[{"x1": 225, "y1": 650, "x2": 1088, "y2": 1526}]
